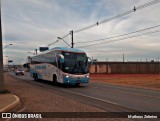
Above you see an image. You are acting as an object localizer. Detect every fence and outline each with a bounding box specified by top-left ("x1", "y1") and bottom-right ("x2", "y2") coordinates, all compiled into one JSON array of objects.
[{"x1": 89, "y1": 62, "x2": 160, "y2": 74}]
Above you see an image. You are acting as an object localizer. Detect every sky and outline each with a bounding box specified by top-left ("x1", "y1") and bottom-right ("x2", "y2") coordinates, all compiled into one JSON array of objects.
[{"x1": 2, "y1": 0, "x2": 160, "y2": 64}]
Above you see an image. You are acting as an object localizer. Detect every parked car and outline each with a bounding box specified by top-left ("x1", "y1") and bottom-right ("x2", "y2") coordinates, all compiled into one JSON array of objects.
[{"x1": 15, "y1": 68, "x2": 24, "y2": 75}]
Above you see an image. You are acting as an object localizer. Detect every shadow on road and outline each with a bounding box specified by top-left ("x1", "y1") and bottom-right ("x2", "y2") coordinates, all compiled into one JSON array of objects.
[{"x1": 34, "y1": 79, "x2": 87, "y2": 89}]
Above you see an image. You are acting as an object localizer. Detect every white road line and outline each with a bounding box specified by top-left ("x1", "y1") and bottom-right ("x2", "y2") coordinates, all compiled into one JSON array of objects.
[{"x1": 59, "y1": 88, "x2": 119, "y2": 106}]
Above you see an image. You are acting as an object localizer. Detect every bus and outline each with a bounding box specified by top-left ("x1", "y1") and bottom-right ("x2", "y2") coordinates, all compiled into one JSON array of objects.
[{"x1": 29, "y1": 47, "x2": 89, "y2": 86}]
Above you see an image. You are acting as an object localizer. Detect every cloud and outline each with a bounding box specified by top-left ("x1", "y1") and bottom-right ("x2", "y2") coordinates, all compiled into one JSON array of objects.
[{"x1": 2, "y1": 0, "x2": 160, "y2": 64}]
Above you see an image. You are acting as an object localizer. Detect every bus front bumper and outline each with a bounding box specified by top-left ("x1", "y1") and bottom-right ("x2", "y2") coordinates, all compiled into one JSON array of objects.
[{"x1": 63, "y1": 76, "x2": 89, "y2": 84}]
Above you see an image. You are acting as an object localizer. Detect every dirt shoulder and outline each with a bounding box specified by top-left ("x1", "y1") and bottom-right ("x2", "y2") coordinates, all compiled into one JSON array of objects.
[{"x1": 90, "y1": 74, "x2": 160, "y2": 90}]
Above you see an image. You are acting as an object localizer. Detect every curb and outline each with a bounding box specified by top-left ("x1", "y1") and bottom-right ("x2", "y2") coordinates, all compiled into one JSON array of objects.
[{"x1": 0, "y1": 95, "x2": 20, "y2": 112}]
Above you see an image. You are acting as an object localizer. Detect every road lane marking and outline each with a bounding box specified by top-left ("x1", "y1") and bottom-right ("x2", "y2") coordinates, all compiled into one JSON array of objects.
[
  {"x1": 90, "y1": 84, "x2": 160, "y2": 99},
  {"x1": 59, "y1": 88, "x2": 120, "y2": 106},
  {"x1": 11, "y1": 72, "x2": 160, "y2": 99},
  {"x1": 9, "y1": 72, "x2": 160, "y2": 110},
  {"x1": 8, "y1": 73, "x2": 141, "y2": 112}
]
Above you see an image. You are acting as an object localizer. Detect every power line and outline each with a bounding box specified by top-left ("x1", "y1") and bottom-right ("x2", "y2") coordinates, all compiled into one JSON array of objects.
[
  {"x1": 76, "y1": 24, "x2": 160, "y2": 44},
  {"x1": 86, "y1": 49, "x2": 139, "y2": 53},
  {"x1": 48, "y1": 40, "x2": 58, "y2": 47},
  {"x1": 77, "y1": 29, "x2": 160, "y2": 48},
  {"x1": 61, "y1": 33, "x2": 70, "y2": 39},
  {"x1": 48, "y1": 33, "x2": 70, "y2": 46},
  {"x1": 57, "y1": 37, "x2": 71, "y2": 47},
  {"x1": 48, "y1": 0, "x2": 160, "y2": 47},
  {"x1": 73, "y1": 0, "x2": 160, "y2": 33}
]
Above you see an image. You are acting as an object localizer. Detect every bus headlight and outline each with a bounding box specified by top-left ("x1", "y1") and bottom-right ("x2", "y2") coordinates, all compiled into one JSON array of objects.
[
  {"x1": 66, "y1": 75, "x2": 69, "y2": 78},
  {"x1": 86, "y1": 75, "x2": 89, "y2": 78}
]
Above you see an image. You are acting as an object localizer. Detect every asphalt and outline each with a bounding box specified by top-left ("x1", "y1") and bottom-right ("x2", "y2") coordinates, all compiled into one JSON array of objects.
[
  {"x1": 1, "y1": 72, "x2": 159, "y2": 121},
  {"x1": 9, "y1": 72, "x2": 160, "y2": 112},
  {"x1": 60, "y1": 83, "x2": 160, "y2": 112}
]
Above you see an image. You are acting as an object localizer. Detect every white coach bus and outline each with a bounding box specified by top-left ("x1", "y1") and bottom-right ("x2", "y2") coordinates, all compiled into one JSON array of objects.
[{"x1": 29, "y1": 47, "x2": 89, "y2": 86}]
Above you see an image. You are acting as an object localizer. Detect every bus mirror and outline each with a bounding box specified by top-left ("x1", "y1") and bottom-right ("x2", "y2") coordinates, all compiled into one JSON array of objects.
[
  {"x1": 59, "y1": 54, "x2": 64, "y2": 63},
  {"x1": 87, "y1": 57, "x2": 93, "y2": 65}
]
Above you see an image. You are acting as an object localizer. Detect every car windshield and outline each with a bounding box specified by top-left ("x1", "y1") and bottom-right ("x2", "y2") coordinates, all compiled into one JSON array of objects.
[{"x1": 62, "y1": 52, "x2": 89, "y2": 74}]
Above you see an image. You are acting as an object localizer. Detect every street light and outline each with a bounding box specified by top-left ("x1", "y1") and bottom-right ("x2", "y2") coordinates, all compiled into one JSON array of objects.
[
  {"x1": 3, "y1": 44, "x2": 13, "y2": 49},
  {"x1": 4, "y1": 56, "x2": 9, "y2": 67},
  {"x1": 57, "y1": 37, "x2": 71, "y2": 48}
]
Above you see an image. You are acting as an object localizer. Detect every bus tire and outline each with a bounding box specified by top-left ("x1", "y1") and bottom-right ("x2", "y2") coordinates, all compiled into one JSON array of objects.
[{"x1": 53, "y1": 74, "x2": 57, "y2": 85}]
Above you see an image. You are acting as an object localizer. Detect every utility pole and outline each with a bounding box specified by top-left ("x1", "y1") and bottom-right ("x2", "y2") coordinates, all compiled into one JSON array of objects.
[
  {"x1": 123, "y1": 53, "x2": 125, "y2": 62},
  {"x1": 71, "y1": 30, "x2": 74, "y2": 48},
  {"x1": 0, "y1": 0, "x2": 4, "y2": 91}
]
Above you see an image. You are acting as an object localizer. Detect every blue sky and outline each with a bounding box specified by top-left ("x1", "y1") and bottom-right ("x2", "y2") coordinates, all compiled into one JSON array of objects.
[{"x1": 2, "y1": 0, "x2": 160, "y2": 64}]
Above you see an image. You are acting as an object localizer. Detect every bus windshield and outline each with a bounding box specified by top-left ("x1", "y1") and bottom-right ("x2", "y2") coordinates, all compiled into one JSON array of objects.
[{"x1": 62, "y1": 52, "x2": 89, "y2": 74}]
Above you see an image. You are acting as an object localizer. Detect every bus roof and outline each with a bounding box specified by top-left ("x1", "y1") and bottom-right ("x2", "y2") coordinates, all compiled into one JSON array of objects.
[
  {"x1": 31, "y1": 47, "x2": 85, "y2": 58},
  {"x1": 52, "y1": 47, "x2": 85, "y2": 53}
]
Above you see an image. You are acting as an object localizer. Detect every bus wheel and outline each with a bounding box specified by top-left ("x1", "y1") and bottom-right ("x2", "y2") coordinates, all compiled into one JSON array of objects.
[{"x1": 53, "y1": 75, "x2": 57, "y2": 85}]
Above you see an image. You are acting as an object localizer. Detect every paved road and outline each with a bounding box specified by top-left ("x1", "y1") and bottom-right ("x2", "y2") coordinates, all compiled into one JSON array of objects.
[
  {"x1": 9, "y1": 72, "x2": 160, "y2": 112},
  {"x1": 5, "y1": 73, "x2": 119, "y2": 121}
]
